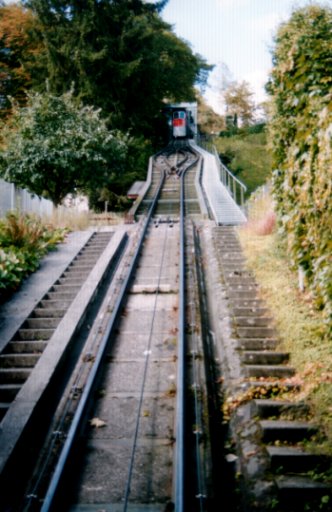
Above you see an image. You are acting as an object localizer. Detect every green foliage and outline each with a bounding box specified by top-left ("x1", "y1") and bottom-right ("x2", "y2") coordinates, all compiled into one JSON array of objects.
[
  {"x1": 0, "y1": 3, "x2": 45, "y2": 117},
  {"x1": 267, "y1": 4, "x2": 332, "y2": 332},
  {"x1": 23, "y1": 0, "x2": 211, "y2": 140},
  {"x1": 215, "y1": 129, "x2": 272, "y2": 198},
  {"x1": 0, "y1": 88, "x2": 129, "y2": 206},
  {"x1": 0, "y1": 211, "x2": 66, "y2": 298}
]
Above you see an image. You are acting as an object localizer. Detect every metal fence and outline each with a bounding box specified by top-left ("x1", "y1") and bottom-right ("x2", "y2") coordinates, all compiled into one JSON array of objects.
[{"x1": 0, "y1": 179, "x2": 54, "y2": 218}]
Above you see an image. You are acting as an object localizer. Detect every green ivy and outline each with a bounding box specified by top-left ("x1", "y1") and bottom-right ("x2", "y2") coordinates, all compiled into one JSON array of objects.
[{"x1": 267, "y1": 4, "x2": 332, "y2": 334}]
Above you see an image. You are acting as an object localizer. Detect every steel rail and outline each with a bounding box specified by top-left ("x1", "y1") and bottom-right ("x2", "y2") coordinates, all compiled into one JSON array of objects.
[
  {"x1": 174, "y1": 146, "x2": 200, "y2": 512},
  {"x1": 40, "y1": 165, "x2": 166, "y2": 512}
]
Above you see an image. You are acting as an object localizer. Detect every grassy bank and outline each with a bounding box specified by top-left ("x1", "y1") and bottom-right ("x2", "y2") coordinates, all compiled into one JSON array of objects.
[{"x1": 214, "y1": 130, "x2": 272, "y2": 197}]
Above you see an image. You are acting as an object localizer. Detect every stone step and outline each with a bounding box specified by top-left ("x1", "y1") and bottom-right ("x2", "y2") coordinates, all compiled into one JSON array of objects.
[
  {"x1": 0, "y1": 383, "x2": 21, "y2": 401},
  {"x1": 223, "y1": 270, "x2": 255, "y2": 279},
  {"x1": 276, "y1": 475, "x2": 332, "y2": 506},
  {"x1": 217, "y1": 245, "x2": 242, "y2": 252},
  {"x1": 57, "y1": 277, "x2": 87, "y2": 286},
  {"x1": 32, "y1": 308, "x2": 66, "y2": 318},
  {"x1": 39, "y1": 300, "x2": 72, "y2": 310},
  {"x1": 224, "y1": 277, "x2": 257, "y2": 286},
  {"x1": 45, "y1": 291, "x2": 78, "y2": 301},
  {"x1": 236, "y1": 326, "x2": 276, "y2": 338},
  {"x1": 221, "y1": 264, "x2": 246, "y2": 271},
  {"x1": 51, "y1": 284, "x2": 82, "y2": 294},
  {"x1": 245, "y1": 365, "x2": 295, "y2": 379},
  {"x1": 24, "y1": 317, "x2": 61, "y2": 329},
  {"x1": 234, "y1": 316, "x2": 273, "y2": 327},
  {"x1": 227, "y1": 290, "x2": 258, "y2": 300},
  {"x1": 251, "y1": 399, "x2": 310, "y2": 419},
  {"x1": 230, "y1": 299, "x2": 265, "y2": 309},
  {"x1": 4, "y1": 341, "x2": 47, "y2": 354},
  {"x1": 267, "y1": 446, "x2": 328, "y2": 473},
  {"x1": 233, "y1": 307, "x2": 270, "y2": 317},
  {"x1": 242, "y1": 351, "x2": 289, "y2": 365},
  {"x1": 67, "y1": 262, "x2": 95, "y2": 270},
  {"x1": 0, "y1": 353, "x2": 40, "y2": 368},
  {"x1": 0, "y1": 402, "x2": 10, "y2": 420},
  {"x1": 0, "y1": 368, "x2": 31, "y2": 384},
  {"x1": 245, "y1": 380, "x2": 301, "y2": 393},
  {"x1": 16, "y1": 328, "x2": 54, "y2": 341},
  {"x1": 236, "y1": 338, "x2": 278, "y2": 350},
  {"x1": 63, "y1": 268, "x2": 91, "y2": 277},
  {"x1": 259, "y1": 420, "x2": 318, "y2": 443}
]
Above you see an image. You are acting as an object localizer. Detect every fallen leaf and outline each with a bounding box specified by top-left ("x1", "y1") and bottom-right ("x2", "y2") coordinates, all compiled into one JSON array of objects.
[{"x1": 90, "y1": 417, "x2": 107, "y2": 428}]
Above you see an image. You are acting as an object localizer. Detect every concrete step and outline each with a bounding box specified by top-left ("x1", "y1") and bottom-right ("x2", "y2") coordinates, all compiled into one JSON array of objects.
[
  {"x1": 233, "y1": 307, "x2": 270, "y2": 317},
  {"x1": 236, "y1": 326, "x2": 276, "y2": 338},
  {"x1": 227, "y1": 290, "x2": 258, "y2": 300},
  {"x1": 0, "y1": 383, "x2": 21, "y2": 401},
  {"x1": 5, "y1": 341, "x2": 47, "y2": 354},
  {"x1": 267, "y1": 446, "x2": 328, "y2": 473},
  {"x1": 245, "y1": 365, "x2": 295, "y2": 379},
  {"x1": 0, "y1": 402, "x2": 10, "y2": 420},
  {"x1": 276, "y1": 475, "x2": 332, "y2": 506},
  {"x1": 0, "y1": 353, "x2": 40, "y2": 368},
  {"x1": 24, "y1": 317, "x2": 61, "y2": 329},
  {"x1": 224, "y1": 277, "x2": 257, "y2": 286},
  {"x1": 251, "y1": 399, "x2": 310, "y2": 419},
  {"x1": 45, "y1": 291, "x2": 78, "y2": 301},
  {"x1": 33, "y1": 308, "x2": 66, "y2": 318},
  {"x1": 63, "y1": 268, "x2": 91, "y2": 276},
  {"x1": 51, "y1": 284, "x2": 82, "y2": 294},
  {"x1": 39, "y1": 300, "x2": 72, "y2": 310},
  {"x1": 223, "y1": 270, "x2": 255, "y2": 279},
  {"x1": 234, "y1": 316, "x2": 273, "y2": 327},
  {"x1": 235, "y1": 338, "x2": 278, "y2": 351},
  {"x1": 245, "y1": 380, "x2": 301, "y2": 393},
  {"x1": 16, "y1": 328, "x2": 54, "y2": 341},
  {"x1": 230, "y1": 299, "x2": 265, "y2": 309},
  {"x1": 57, "y1": 277, "x2": 87, "y2": 286},
  {"x1": 259, "y1": 420, "x2": 318, "y2": 443},
  {"x1": 0, "y1": 368, "x2": 31, "y2": 384},
  {"x1": 241, "y1": 351, "x2": 289, "y2": 365}
]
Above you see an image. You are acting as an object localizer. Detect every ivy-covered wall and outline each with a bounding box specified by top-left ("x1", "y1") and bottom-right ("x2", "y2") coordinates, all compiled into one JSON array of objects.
[{"x1": 267, "y1": 4, "x2": 332, "y2": 333}]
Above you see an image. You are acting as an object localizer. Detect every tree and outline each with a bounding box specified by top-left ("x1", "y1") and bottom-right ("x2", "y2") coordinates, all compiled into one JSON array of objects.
[
  {"x1": 0, "y1": 3, "x2": 45, "y2": 116},
  {"x1": 267, "y1": 4, "x2": 332, "y2": 331},
  {"x1": 223, "y1": 80, "x2": 256, "y2": 127},
  {"x1": 0, "y1": 88, "x2": 129, "y2": 206},
  {"x1": 23, "y1": 0, "x2": 211, "y2": 139}
]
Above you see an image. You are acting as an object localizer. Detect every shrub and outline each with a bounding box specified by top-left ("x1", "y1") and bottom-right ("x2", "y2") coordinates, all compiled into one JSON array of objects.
[
  {"x1": 0, "y1": 212, "x2": 66, "y2": 300},
  {"x1": 267, "y1": 4, "x2": 332, "y2": 334}
]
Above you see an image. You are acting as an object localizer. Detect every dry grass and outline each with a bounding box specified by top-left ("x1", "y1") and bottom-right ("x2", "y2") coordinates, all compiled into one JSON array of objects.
[
  {"x1": 49, "y1": 209, "x2": 126, "y2": 231},
  {"x1": 237, "y1": 198, "x2": 332, "y2": 455}
]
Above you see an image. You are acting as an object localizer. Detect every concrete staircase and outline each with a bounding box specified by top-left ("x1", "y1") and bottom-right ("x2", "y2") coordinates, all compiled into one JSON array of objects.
[{"x1": 214, "y1": 226, "x2": 331, "y2": 512}]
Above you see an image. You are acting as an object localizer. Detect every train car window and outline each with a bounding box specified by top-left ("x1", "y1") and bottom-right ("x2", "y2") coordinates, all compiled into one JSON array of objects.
[
  {"x1": 173, "y1": 112, "x2": 179, "y2": 119},
  {"x1": 179, "y1": 112, "x2": 186, "y2": 119}
]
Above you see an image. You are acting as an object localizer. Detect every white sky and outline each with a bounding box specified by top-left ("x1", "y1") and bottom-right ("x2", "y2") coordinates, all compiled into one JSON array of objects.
[{"x1": 161, "y1": 0, "x2": 332, "y2": 113}]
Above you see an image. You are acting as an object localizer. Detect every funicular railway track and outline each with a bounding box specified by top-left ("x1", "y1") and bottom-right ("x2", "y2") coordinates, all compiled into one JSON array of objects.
[
  {"x1": 1, "y1": 141, "x2": 330, "y2": 512},
  {"x1": 0, "y1": 144, "x2": 222, "y2": 512}
]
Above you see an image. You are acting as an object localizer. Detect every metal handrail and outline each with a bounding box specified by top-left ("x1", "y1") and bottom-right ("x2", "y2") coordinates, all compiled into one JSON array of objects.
[{"x1": 211, "y1": 146, "x2": 247, "y2": 209}]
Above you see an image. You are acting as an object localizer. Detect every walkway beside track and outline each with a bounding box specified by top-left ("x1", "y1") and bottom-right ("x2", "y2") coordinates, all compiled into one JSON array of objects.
[{"x1": 191, "y1": 142, "x2": 247, "y2": 226}]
